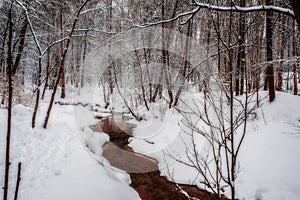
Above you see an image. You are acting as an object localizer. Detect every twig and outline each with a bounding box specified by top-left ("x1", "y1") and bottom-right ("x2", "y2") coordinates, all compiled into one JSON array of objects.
[{"x1": 14, "y1": 162, "x2": 22, "y2": 200}]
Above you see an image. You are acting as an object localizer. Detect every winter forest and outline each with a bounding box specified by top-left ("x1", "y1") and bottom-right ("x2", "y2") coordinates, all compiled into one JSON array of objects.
[{"x1": 0, "y1": 0, "x2": 300, "y2": 200}]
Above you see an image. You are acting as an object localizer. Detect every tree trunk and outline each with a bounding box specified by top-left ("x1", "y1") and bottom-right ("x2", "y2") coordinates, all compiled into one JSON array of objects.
[
  {"x1": 43, "y1": 0, "x2": 91, "y2": 128},
  {"x1": 265, "y1": 0, "x2": 275, "y2": 102},
  {"x1": 42, "y1": 34, "x2": 51, "y2": 100},
  {"x1": 293, "y1": 65, "x2": 298, "y2": 95},
  {"x1": 290, "y1": 0, "x2": 300, "y2": 31},
  {"x1": 81, "y1": 31, "x2": 88, "y2": 88},
  {"x1": 13, "y1": 162, "x2": 22, "y2": 200},
  {"x1": 276, "y1": 15, "x2": 284, "y2": 91},
  {"x1": 12, "y1": 19, "x2": 27, "y2": 75},
  {"x1": 174, "y1": 20, "x2": 192, "y2": 106},
  {"x1": 162, "y1": 0, "x2": 173, "y2": 108},
  {"x1": 228, "y1": 9, "x2": 235, "y2": 200},
  {"x1": 31, "y1": 57, "x2": 42, "y2": 128},
  {"x1": 107, "y1": 0, "x2": 114, "y2": 95},
  {"x1": 293, "y1": 21, "x2": 298, "y2": 95},
  {"x1": 60, "y1": 9, "x2": 66, "y2": 99},
  {"x1": 135, "y1": 49, "x2": 149, "y2": 110},
  {"x1": 3, "y1": 5, "x2": 13, "y2": 200},
  {"x1": 236, "y1": 0, "x2": 246, "y2": 95},
  {"x1": 0, "y1": 26, "x2": 8, "y2": 74}
]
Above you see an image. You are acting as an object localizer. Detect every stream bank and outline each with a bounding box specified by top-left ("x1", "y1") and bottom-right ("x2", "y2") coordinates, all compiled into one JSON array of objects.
[{"x1": 90, "y1": 114, "x2": 220, "y2": 200}]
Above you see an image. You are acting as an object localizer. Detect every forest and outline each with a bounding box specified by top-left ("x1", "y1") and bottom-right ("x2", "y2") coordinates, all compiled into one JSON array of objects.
[{"x1": 0, "y1": 0, "x2": 300, "y2": 200}]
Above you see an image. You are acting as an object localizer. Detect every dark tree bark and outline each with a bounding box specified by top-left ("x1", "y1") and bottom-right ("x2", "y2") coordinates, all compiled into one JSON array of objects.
[
  {"x1": 228, "y1": 8, "x2": 235, "y2": 200},
  {"x1": 0, "y1": 26, "x2": 8, "y2": 74},
  {"x1": 32, "y1": 56, "x2": 42, "y2": 128},
  {"x1": 81, "y1": 30, "x2": 88, "y2": 88},
  {"x1": 290, "y1": 0, "x2": 300, "y2": 31},
  {"x1": 107, "y1": 0, "x2": 114, "y2": 95},
  {"x1": 135, "y1": 49, "x2": 149, "y2": 111},
  {"x1": 13, "y1": 162, "x2": 22, "y2": 200},
  {"x1": 12, "y1": 19, "x2": 28, "y2": 75},
  {"x1": 265, "y1": 0, "x2": 275, "y2": 102},
  {"x1": 3, "y1": 4, "x2": 13, "y2": 200},
  {"x1": 42, "y1": 30, "x2": 51, "y2": 100},
  {"x1": 293, "y1": 64, "x2": 298, "y2": 95},
  {"x1": 236, "y1": 0, "x2": 246, "y2": 96},
  {"x1": 276, "y1": 16, "x2": 284, "y2": 91},
  {"x1": 60, "y1": 9, "x2": 66, "y2": 99},
  {"x1": 293, "y1": 21, "x2": 298, "y2": 95},
  {"x1": 173, "y1": 19, "x2": 192, "y2": 106}
]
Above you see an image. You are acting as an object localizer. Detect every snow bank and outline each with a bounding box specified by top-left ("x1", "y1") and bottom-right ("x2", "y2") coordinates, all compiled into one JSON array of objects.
[
  {"x1": 0, "y1": 90, "x2": 140, "y2": 200},
  {"x1": 236, "y1": 92, "x2": 300, "y2": 200},
  {"x1": 129, "y1": 91, "x2": 300, "y2": 200}
]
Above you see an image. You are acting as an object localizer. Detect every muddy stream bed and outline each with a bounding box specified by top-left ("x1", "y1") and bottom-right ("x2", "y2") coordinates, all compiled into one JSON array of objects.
[{"x1": 90, "y1": 114, "x2": 219, "y2": 200}]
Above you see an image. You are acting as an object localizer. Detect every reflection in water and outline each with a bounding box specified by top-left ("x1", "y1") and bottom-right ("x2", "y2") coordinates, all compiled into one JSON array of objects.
[
  {"x1": 100, "y1": 115, "x2": 136, "y2": 135},
  {"x1": 90, "y1": 114, "x2": 158, "y2": 173},
  {"x1": 90, "y1": 114, "x2": 218, "y2": 200}
]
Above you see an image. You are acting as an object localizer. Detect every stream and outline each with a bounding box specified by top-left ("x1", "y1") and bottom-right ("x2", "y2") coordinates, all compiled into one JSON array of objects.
[{"x1": 90, "y1": 114, "x2": 220, "y2": 200}]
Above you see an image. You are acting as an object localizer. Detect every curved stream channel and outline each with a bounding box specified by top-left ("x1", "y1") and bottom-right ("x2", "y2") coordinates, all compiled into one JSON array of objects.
[{"x1": 90, "y1": 114, "x2": 219, "y2": 200}]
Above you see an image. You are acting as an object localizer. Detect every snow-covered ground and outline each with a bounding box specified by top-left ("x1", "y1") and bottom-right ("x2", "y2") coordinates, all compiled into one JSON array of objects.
[
  {"x1": 1, "y1": 85, "x2": 300, "y2": 200},
  {"x1": 128, "y1": 91, "x2": 300, "y2": 200},
  {"x1": 0, "y1": 88, "x2": 140, "y2": 200},
  {"x1": 237, "y1": 92, "x2": 300, "y2": 200}
]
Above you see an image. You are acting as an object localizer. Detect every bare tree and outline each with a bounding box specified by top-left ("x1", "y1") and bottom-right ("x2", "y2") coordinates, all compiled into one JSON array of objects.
[
  {"x1": 43, "y1": 0, "x2": 91, "y2": 128},
  {"x1": 138, "y1": 0, "x2": 299, "y2": 102},
  {"x1": 264, "y1": 0, "x2": 275, "y2": 102},
  {"x1": 3, "y1": 2, "x2": 14, "y2": 199},
  {"x1": 175, "y1": 77, "x2": 258, "y2": 199}
]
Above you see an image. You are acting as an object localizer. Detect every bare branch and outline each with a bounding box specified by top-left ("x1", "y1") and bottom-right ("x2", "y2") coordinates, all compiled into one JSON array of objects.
[
  {"x1": 193, "y1": 2, "x2": 295, "y2": 18},
  {"x1": 136, "y1": 7, "x2": 200, "y2": 28},
  {"x1": 137, "y1": 3, "x2": 295, "y2": 28}
]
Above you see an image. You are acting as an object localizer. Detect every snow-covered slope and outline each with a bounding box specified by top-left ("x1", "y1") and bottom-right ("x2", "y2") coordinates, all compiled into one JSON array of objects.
[
  {"x1": 1, "y1": 86, "x2": 299, "y2": 200},
  {"x1": 129, "y1": 91, "x2": 300, "y2": 200},
  {"x1": 237, "y1": 92, "x2": 300, "y2": 200},
  {"x1": 0, "y1": 92, "x2": 140, "y2": 200}
]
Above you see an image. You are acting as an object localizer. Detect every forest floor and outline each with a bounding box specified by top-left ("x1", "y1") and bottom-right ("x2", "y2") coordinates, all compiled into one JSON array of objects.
[
  {"x1": 1, "y1": 87, "x2": 299, "y2": 200},
  {"x1": 90, "y1": 115, "x2": 220, "y2": 200}
]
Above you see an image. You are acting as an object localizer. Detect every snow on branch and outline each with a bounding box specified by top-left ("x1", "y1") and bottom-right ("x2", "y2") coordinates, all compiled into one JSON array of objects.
[
  {"x1": 80, "y1": 6, "x2": 105, "y2": 15},
  {"x1": 136, "y1": 7, "x2": 200, "y2": 28},
  {"x1": 193, "y1": 2, "x2": 295, "y2": 17},
  {"x1": 137, "y1": 3, "x2": 294, "y2": 27}
]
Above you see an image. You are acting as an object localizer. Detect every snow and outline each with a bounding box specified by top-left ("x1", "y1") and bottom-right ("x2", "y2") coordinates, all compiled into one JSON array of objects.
[
  {"x1": 1, "y1": 82, "x2": 300, "y2": 200},
  {"x1": 193, "y1": 3, "x2": 295, "y2": 17},
  {"x1": 236, "y1": 92, "x2": 300, "y2": 200},
  {"x1": 138, "y1": 3, "x2": 294, "y2": 28},
  {"x1": 0, "y1": 89, "x2": 140, "y2": 200},
  {"x1": 128, "y1": 91, "x2": 300, "y2": 200},
  {"x1": 128, "y1": 96, "x2": 208, "y2": 184}
]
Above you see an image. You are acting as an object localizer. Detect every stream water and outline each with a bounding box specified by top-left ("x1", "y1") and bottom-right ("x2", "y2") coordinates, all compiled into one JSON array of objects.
[
  {"x1": 90, "y1": 114, "x2": 158, "y2": 173},
  {"x1": 90, "y1": 114, "x2": 220, "y2": 200}
]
